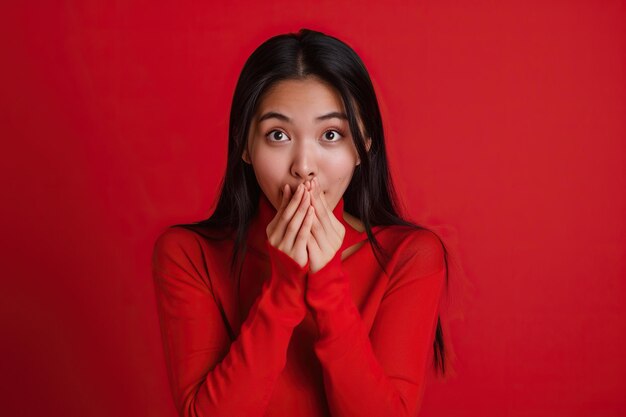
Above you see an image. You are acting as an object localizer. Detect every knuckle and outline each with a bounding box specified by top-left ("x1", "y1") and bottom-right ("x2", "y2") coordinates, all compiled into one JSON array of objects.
[
  {"x1": 281, "y1": 210, "x2": 292, "y2": 222},
  {"x1": 286, "y1": 221, "x2": 298, "y2": 234}
]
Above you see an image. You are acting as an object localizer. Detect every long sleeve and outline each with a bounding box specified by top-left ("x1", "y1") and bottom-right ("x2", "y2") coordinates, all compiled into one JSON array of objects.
[
  {"x1": 151, "y1": 227, "x2": 309, "y2": 417},
  {"x1": 305, "y1": 229, "x2": 446, "y2": 417}
]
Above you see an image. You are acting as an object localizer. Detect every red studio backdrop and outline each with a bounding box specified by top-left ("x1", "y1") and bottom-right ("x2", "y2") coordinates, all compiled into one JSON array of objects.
[{"x1": 1, "y1": 1, "x2": 624, "y2": 416}]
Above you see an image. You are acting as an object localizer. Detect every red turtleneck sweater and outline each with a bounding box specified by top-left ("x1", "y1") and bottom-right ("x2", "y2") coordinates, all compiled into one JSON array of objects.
[{"x1": 151, "y1": 193, "x2": 446, "y2": 417}]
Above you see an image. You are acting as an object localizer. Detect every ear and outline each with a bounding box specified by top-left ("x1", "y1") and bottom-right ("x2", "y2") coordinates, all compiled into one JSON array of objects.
[
  {"x1": 356, "y1": 137, "x2": 372, "y2": 166},
  {"x1": 242, "y1": 148, "x2": 251, "y2": 164}
]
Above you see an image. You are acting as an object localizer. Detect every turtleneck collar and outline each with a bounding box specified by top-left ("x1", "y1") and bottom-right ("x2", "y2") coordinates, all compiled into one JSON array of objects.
[{"x1": 246, "y1": 191, "x2": 367, "y2": 258}]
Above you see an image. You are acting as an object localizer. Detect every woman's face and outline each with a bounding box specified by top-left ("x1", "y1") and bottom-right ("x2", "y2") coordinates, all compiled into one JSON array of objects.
[{"x1": 243, "y1": 76, "x2": 370, "y2": 211}]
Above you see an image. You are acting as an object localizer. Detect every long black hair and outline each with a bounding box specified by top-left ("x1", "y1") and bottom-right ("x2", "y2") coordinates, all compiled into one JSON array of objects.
[{"x1": 172, "y1": 28, "x2": 451, "y2": 376}]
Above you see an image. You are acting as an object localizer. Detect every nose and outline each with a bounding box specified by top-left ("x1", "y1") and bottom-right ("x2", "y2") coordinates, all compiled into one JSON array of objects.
[{"x1": 290, "y1": 141, "x2": 317, "y2": 182}]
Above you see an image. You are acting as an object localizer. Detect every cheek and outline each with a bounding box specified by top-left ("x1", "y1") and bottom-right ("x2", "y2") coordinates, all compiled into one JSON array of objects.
[
  {"x1": 319, "y1": 154, "x2": 357, "y2": 207},
  {"x1": 251, "y1": 146, "x2": 284, "y2": 179},
  {"x1": 254, "y1": 159, "x2": 279, "y2": 180},
  {"x1": 250, "y1": 157, "x2": 285, "y2": 208},
  {"x1": 323, "y1": 151, "x2": 357, "y2": 182}
]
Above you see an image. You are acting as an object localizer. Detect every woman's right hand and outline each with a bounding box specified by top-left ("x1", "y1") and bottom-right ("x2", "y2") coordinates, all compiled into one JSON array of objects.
[{"x1": 266, "y1": 182, "x2": 315, "y2": 268}]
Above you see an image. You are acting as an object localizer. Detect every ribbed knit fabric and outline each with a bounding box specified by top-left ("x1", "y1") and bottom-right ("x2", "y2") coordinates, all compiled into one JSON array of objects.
[{"x1": 152, "y1": 192, "x2": 446, "y2": 417}]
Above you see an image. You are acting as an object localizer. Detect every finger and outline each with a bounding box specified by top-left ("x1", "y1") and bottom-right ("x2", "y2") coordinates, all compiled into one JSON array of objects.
[
  {"x1": 279, "y1": 189, "x2": 311, "y2": 251},
  {"x1": 280, "y1": 183, "x2": 305, "y2": 223},
  {"x1": 279, "y1": 184, "x2": 291, "y2": 213},
  {"x1": 318, "y1": 180, "x2": 331, "y2": 212},
  {"x1": 294, "y1": 205, "x2": 314, "y2": 254},
  {"x1": 310, "y1": 210, "x2": 333, "y2": 253},
  {"x1": 316, "y1": 178, "x2": 335, "y2": 222},
  {"x1": 317, "y1": 183, "x2": 343, "y2": 234},
  {"x1": 272, "y1": 184, "x2": 291, "y2": 223},
  {"x1": 267, "y1": 184, "x2": 290, "y2": 238},
  {"x1": 306, "y1": 231, "x2": 321, "y2": 255},
  {"x1": 318, "y1": 179, "x2": 345, "y2": 236},
  {"x1": 270, "y1": 183, "x2": 303, "y2": 243},
  {"x1": 310, "y1": 178, "x2": 336, "y2": 235}
]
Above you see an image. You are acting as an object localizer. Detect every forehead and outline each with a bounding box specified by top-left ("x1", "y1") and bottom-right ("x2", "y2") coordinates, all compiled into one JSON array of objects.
[{"x1": 255, "y1": 77, "x2": 346, "y2": 117}]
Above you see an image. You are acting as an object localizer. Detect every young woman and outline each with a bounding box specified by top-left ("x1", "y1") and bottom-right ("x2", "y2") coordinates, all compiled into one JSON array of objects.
[{"x1": 152, "y1": 28, "x2": 451, "y2": 417}]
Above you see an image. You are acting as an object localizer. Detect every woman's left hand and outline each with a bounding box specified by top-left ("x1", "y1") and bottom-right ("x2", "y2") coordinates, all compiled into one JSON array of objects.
[{"x1": 306, "y1": 178, "x2": 346, "y2": 273}]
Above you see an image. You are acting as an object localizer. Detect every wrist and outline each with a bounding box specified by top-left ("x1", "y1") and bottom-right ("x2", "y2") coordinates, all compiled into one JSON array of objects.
[
  {"x1": 265, "y1": 240, "x2": 308, "y2": 322},
  {"x1": 305, "y1": 248, "x2": 344, "y2": 310}
]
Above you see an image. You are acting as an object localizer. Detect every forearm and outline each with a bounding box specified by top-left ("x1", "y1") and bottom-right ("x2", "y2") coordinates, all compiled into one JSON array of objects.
[
  {"x1": 154, "y1": 239, "x2": 308, "y2": 417},
  {"x1": 306, "y1": 251, "x2": 444, "y2": 417},
  {"x1": 184, "y1": 276, "x2": 303, "y2": 417},
  {"x1": 310, "y1": 288, "x2": 416, "y2": 417},
  {"x1": 306, "y1": 260, "x2": 412, "y2": 417}
]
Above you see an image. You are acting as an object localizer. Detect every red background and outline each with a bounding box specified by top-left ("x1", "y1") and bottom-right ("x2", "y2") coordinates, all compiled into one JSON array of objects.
[{"x1": 1, "y1": 1, "x2": 624, "y2": 416}]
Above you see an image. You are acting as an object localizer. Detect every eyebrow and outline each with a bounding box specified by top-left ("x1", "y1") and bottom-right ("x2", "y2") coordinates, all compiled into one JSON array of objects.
[{"x1": 257, "y1": 111, "x2": 348, "y2": 123}]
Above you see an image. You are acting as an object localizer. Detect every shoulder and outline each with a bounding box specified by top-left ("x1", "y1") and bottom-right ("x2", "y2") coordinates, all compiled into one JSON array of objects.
[
  {"x1": 151, "y1": 227, "x2": 215, "y2": 282},
  {"x1": 381, "y1": 226, "x2": 446, "y2": 279},
  {"x1": 153, "y1": 226, "x2": 203, "y2": 258},
  {"x1": 153, "y1": 225, "x2": 233, "y2": 255}
]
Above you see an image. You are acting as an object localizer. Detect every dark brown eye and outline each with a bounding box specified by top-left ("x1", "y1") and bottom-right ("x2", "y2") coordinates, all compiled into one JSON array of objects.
[
  {"x1": 267, "y1": 130, "x2": 287, "y2": 141},
  {"x1": 323, "y1": 130, "x2": 343, "y2": 141}
]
